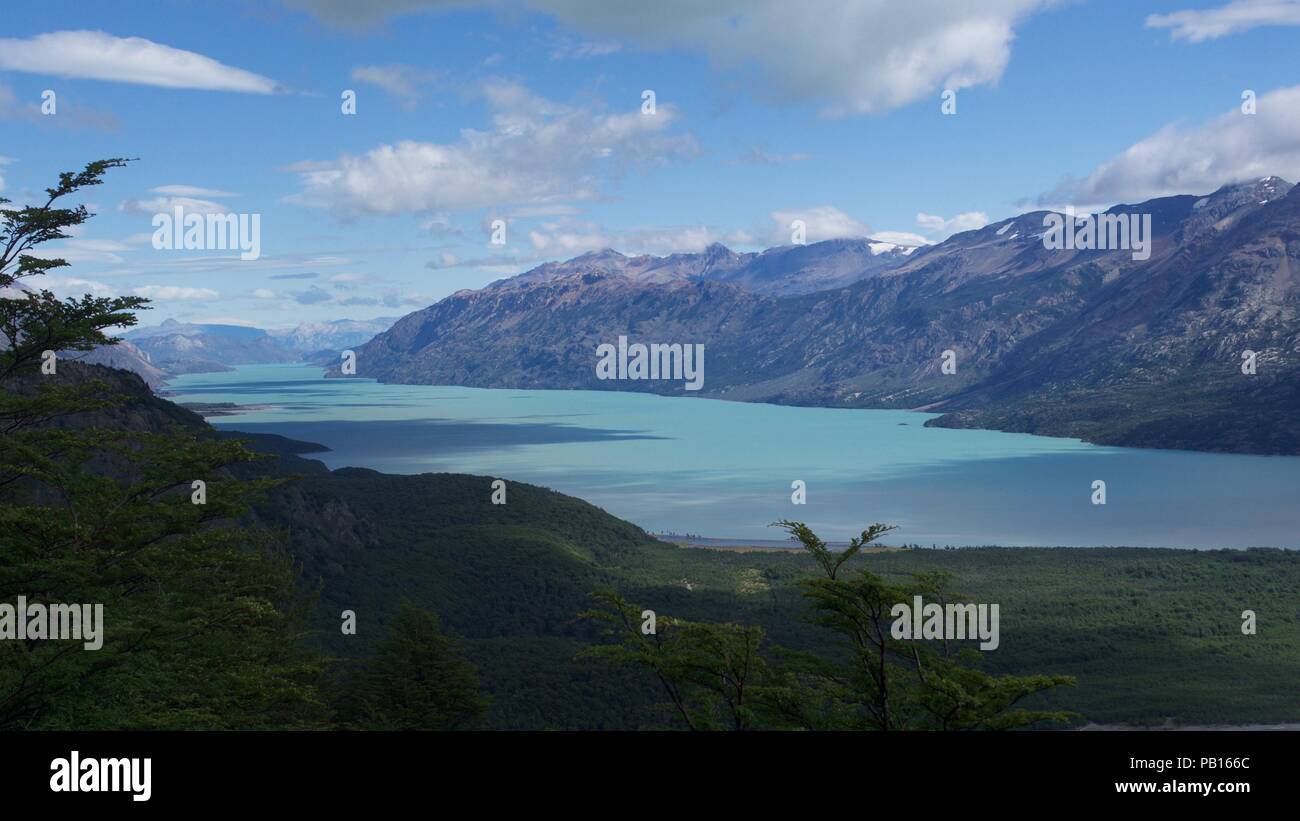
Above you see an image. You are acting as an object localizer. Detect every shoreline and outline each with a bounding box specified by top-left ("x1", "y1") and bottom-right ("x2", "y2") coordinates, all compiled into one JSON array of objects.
[
  {"x1": 657, "y1": 536, "x2": 1294, "y2": 553},
  {"x1": 1079, "y1": 722, "x2": 1300, "y2": 732}
]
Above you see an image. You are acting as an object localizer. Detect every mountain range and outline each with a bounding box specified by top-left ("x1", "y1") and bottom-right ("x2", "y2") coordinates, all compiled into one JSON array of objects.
[
  {"x1": 490, "y1": 237, "x2": 918, "y2": 296},
  {"x1": 107, "y1": 316, "x2": 399, "y2": 381},
  {"x1": 341, "y1": 177, "x2": 1300, "y2": 455}
]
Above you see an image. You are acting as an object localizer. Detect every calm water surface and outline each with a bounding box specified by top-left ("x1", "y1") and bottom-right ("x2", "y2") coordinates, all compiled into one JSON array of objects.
[{"x1": 167, "y1": 364, "x2": 1300, "y2": 548}]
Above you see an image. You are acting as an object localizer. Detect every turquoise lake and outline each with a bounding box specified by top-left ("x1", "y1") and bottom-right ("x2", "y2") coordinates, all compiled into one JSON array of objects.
[{"x1": 168, "y1": 364, "x2": 1300, "y2": 549}]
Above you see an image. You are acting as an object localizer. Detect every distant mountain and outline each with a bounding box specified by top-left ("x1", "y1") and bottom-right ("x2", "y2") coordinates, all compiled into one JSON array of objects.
[
  {"x1": 67, "y1": 340, "x2": 169, "y2": 388},
  {"x1": 126, "y1": 318, "x2": 272, "y2": 342},
  {"x1": 125, "y1": 319, "x2": 296, "y2": 372},
  {"x1": 119, "y1": 316, "x2": 400, "y2": 378},
  {"x1": 269, "y1": 316, "x2": 400, "y2": 354},
  {"x1": 343, "y1": 178, "x2": 1300, "y2": 455}
]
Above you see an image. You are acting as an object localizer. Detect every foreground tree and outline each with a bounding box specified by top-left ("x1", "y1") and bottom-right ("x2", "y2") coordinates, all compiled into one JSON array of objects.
[
  {"x1": 581, "y1": 591, "x2": 766, "y2": 730},
  {"x1": 0, "y1": 160, "x2": 330, "y2": 729},
  {"x1": 1, "y1": 159, "x2": 147, "y2": 438},
  {"x1": 583, "y1": 523, "x2": 1075, "y2": 731},
  {"x1": 764, "y1": 521, "x2": 1076, "y2": 730},
  {"x1": 336, "y1": 602, "x2": 489, "y2": 730}
]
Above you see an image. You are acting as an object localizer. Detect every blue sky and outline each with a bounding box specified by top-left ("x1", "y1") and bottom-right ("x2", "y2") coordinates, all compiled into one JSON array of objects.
[{"x1": 2, "y1": 0, "x2": 1299, "y2": 328}]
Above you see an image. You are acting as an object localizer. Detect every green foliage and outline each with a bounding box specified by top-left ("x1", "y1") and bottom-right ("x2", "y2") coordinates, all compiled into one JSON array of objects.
[
  {"x1": 583, "y1": 523, "x2": 1075, "y2": 730},
  {"x1": 773, "y1": 519, "x2": 896, "y2": 580},
  {"x1": 782, "y1": 557, "x2": 1075, "y2": 730},
  {"x1": 0, "y1": 160, "x2": 330, "y2": 729},
  {"x1": 1, "y1": 158, "x2": 148, "y2": 383},
  {"x1": 1, "y1": 158, "x2": 133, "y2": 284},
  {"x1": 0, "y1": 420, "x2": 332, "y2": 728},
  {"x1": 581, "y1": 591, "x2": 766, "y2": 730},
  {"x1": 335, "y1": 602, "x2": 488, "y2": 730}
]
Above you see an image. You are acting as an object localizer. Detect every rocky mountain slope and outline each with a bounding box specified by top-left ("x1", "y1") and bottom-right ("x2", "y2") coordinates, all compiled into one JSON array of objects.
[
  {"x1": 344, "y1": 178, "x2": 1300, "y2": 454},
  {"x1": 492, "y1": 238, "x2": 916, "y2": 297},
  {"x1": 66, "y1": 339, "x2": 169, "y2": 388}
]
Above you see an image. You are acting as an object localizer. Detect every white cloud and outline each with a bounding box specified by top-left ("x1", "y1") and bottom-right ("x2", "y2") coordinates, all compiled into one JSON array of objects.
[
  {"x1": 1039, "y1": 84, "x2": 1300, "y2": 206},
  {"x1": 733, "y1": 147, "x2": 810, "y2": 165},
  {"x1": 430, "y1": 249, "x2": 535, "y2": 273},
  {"x1": 543, "y1": 0, "x2": 1050, "y2": 117},
  {"x1": 295, "y1": 286, "x2": 333, "y2": 304},
  {"x1": 28, "y1": 238, "x2": 134, "y2": 264},
  {"x1": 350, "y1": 64, "x2": 442, "y2": 108},
  {"x1": 526, "y1": 223, "x2": 611, "y2": 256},
  {"x1": 765, "y1": 208, "x2": 973, "y2": 247},
  {"x1": 527, "y1": 219, "x2": 752, "y2": 257},
  {"x1": 420, "y1": 213, "x2": 463, "y2": 235},
  {"x1": 63, "y1": 238, "x2": 134, "y2": 259},
  {"x1": 548, "y1": 38, "x2": 621, "y2": 60},
  {"x1": 252, "y1": 288, "x2": 277, "y2": 299},
  {"x1": 0, "y1": 155, "x2": 12, "y2": 192},
  {"x1": 0, "y1": 30, "x2": 281, "y2": 93},
  {"x1": 132, "y1": 285, "x2": 220, "y2": 300},
  {"x1": 297, "y1": 283, "x2": 429, "y2": 308},
  {"x1": 767, "y1": 206, "x2": 871, "y2": 243},
  {"x1": 1146, "y1": 0, "x2": 1300, "y2": 42},
  {"x1": 151, "y1": 185, "x2": 237, "y2": 197},
  {"x1": 37, "y1": 275, "x2": 117, "y2": 298},
  {"x1": 289, "y1": 0, "x2": 1050, "y2": 116},
  {"x1": 870, "y1": 230, "x2": 931, "y2": 247},
  {"x1": 64, "y1": 252, "x2": 350, "y2": 282},
  {"x1": 916, "y1": 210, "x2": 990, "y2": 238},
  {"x1": 507, "y1": 204, "x2": 582, "y2": 218},
  {"x1": 120, "y1": 196, "x2": 229, "y2": 215},
  {"x1": 286, "y1": 79, "x2": 698, "y2": 216}
]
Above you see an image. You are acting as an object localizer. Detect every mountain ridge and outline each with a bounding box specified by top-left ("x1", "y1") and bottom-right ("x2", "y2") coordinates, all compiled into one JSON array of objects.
[
  {"x1": 110, "y1": 316, "x2": 400, "y2": 381},
  {"x1": 488, "y1": 236, "x2": 918, "y2": 297},
  {"x1": 340, "y1": 177, "x2": 1297, "y2": 454}
]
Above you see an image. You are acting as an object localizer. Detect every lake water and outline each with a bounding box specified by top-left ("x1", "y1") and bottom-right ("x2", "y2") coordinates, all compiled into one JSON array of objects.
[{"x1": 168, "y1": 364, "x2": 1300, "y2": 548}]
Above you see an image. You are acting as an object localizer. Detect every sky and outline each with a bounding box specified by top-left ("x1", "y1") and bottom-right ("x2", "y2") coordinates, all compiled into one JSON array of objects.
[{"x1": 1, "y1": 0, "x2": 1299, "y2": 329}]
